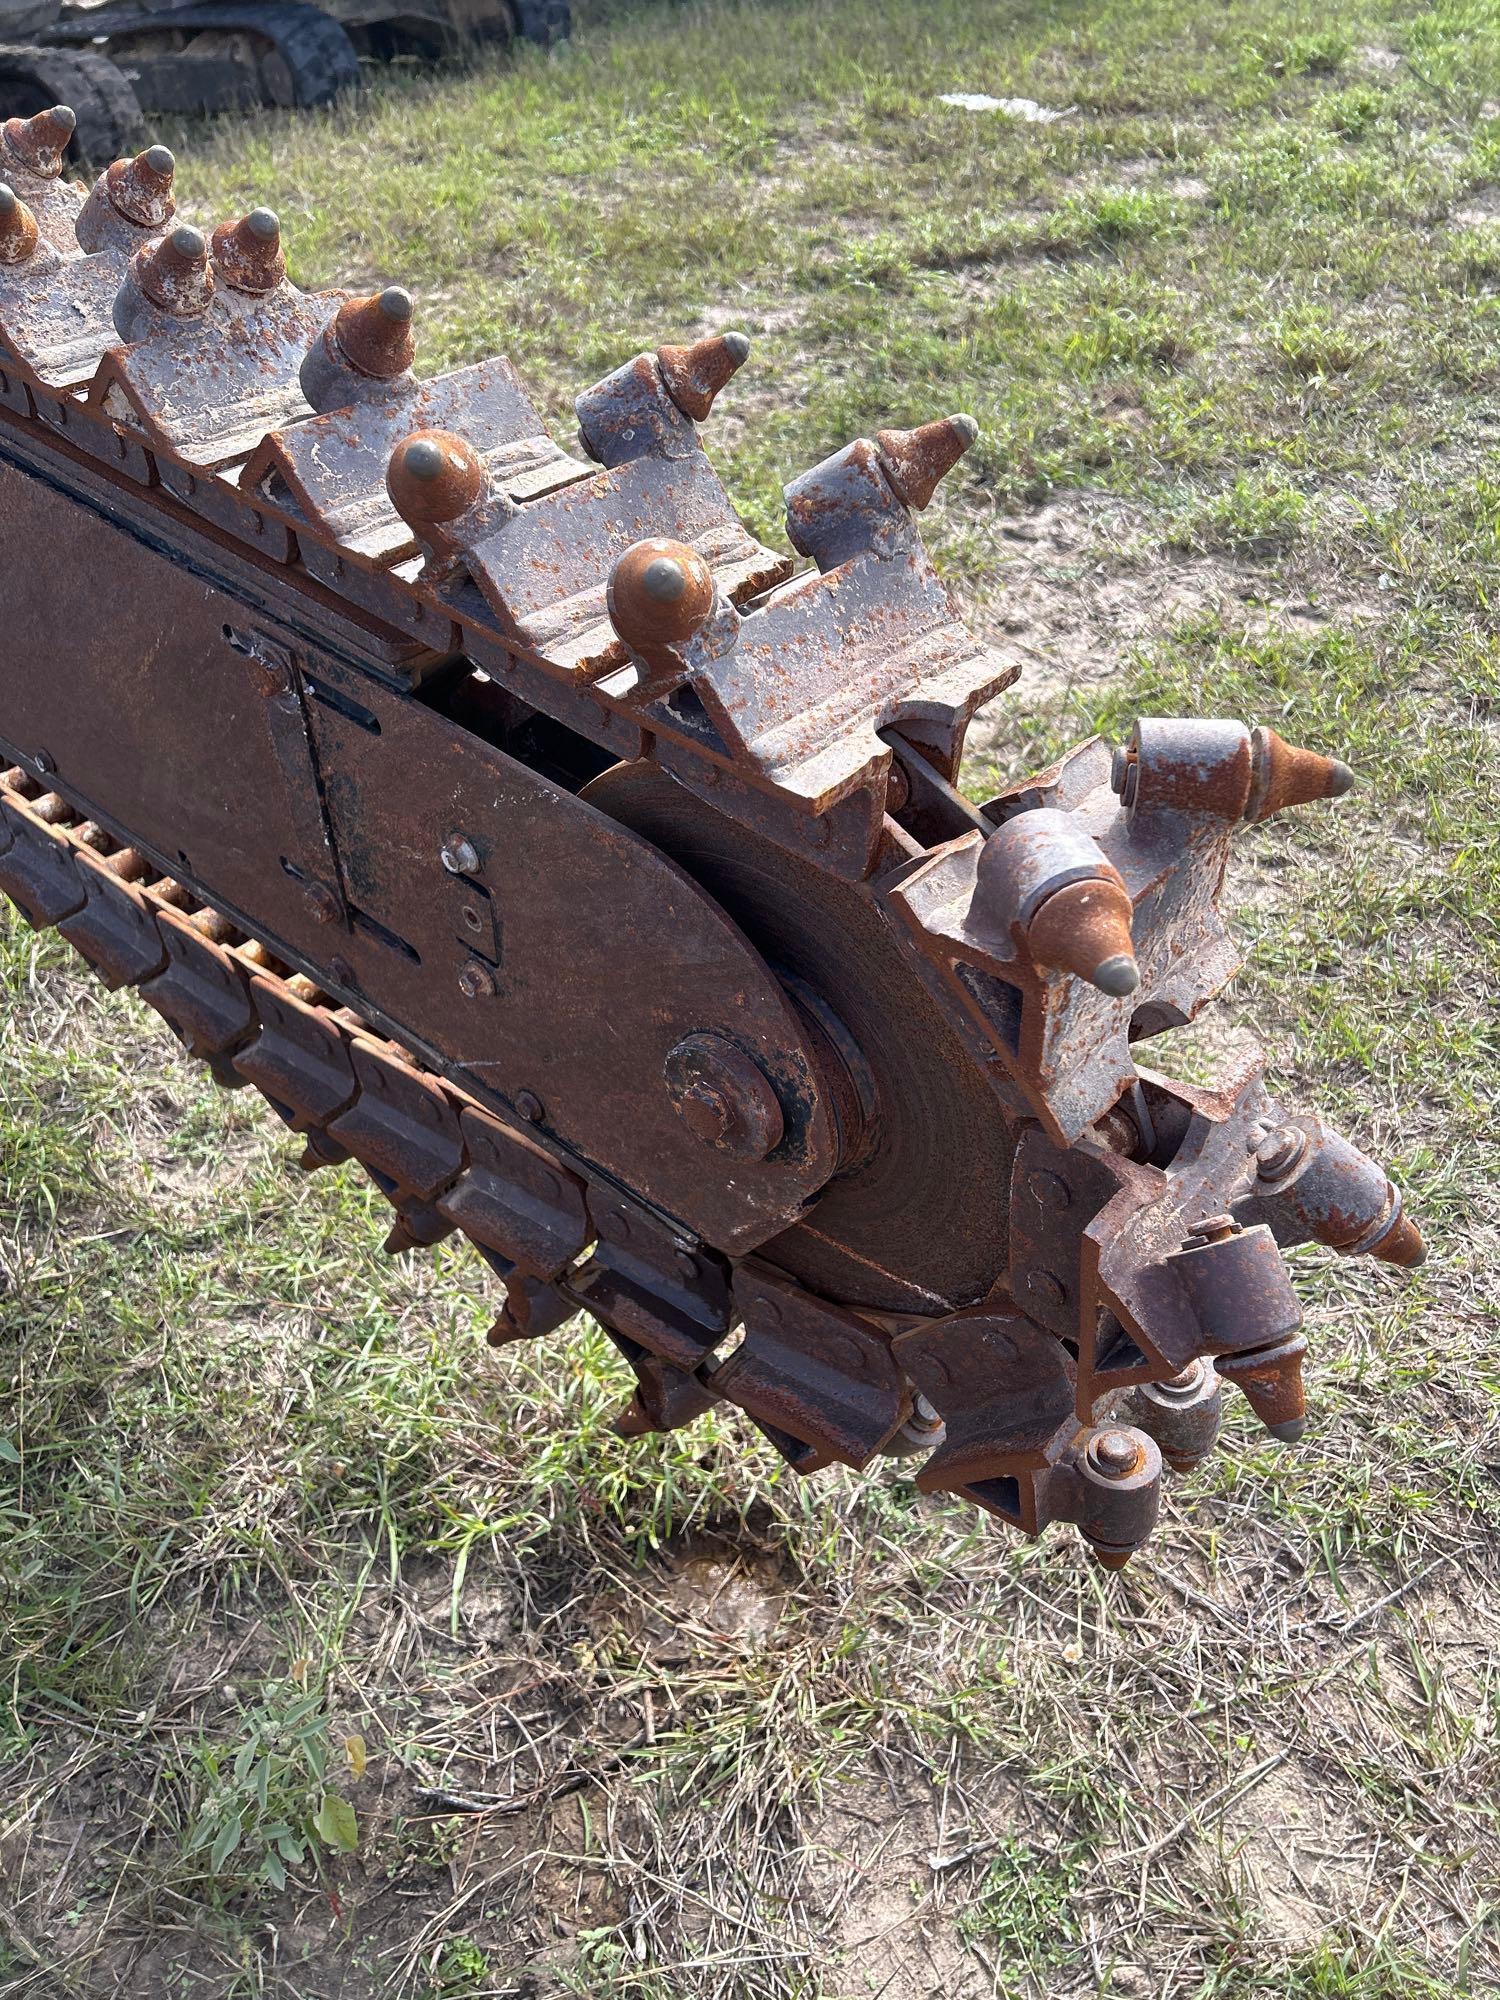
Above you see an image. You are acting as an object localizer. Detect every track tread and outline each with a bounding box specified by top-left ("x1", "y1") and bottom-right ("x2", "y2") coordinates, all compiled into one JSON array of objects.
[
  {"x1": 0, "y1": 43, "x2": 145, "y2": 161},
  {"x1": 44, "y1": 1, "x2": 361, "y2": 108},
  {"x1": 508, "y1": 0, "x2": 569, "y2": 47}
]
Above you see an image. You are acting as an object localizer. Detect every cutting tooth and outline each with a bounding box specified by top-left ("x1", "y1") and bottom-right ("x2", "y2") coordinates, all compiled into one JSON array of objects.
[
  {"x1": 0, "y1": 184, "x2": 39, "y2": 267},
  {"x1": 210, "y1": 207, "x2": 285, "y2": 295},
  {"x1": 297, "y1": 1131, "x2": 348, "y2": 1173},
  {"x1": 1025, "y1": 876, "x2": 1140, "y2": 996},
  {"x1": 1366, "y1": 1208, "x2": 1426, "y2": 1268},
  {"x1": 380, "y1": 1198, "x2": 455, "y2": 1256},
  {"x1": 875, "y1": 412, "x2": 979, "y2": 511},
  {"x1": 1, "y1": 105, "x2": 75, "y2": 180},
  {"x1": 386, "y1": 429, "x2": 485, "y2": 533},
  {"x1": 132, "y1": 223, "x2": 215, "y2": 319},
  {"x1": 1246, "y1": 726, "x2": 1355, "y2": 822},
  {"x1": 614, "y1": 1393, "x2": 654, "y2": 1437},
  {"x1": 656, "y1": 329, "x2": 751, "y2": 421},
  {"x1": 1215, "y1": 1332, "x2": 1308, "y2": 1442},
  {"x1": 606, "y1": 537, "x2": 716, "y2": 656},
  {"x1": 104, "y1": 146, "x2": 176, "y2": 228},
  {"x1": 333, "y1": 285, "x2": 415, "y2": 381}
]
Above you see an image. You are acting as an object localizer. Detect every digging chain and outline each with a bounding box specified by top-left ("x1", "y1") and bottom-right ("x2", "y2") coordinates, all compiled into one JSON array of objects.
[{"x1": 0, "y1": 112, "x2": 1426, "y2": 1570}]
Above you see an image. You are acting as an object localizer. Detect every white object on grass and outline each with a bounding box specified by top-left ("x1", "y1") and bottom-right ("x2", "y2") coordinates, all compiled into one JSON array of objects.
[{"x1": 937, "y1": 93, "x2": 1076, "y2": 121}]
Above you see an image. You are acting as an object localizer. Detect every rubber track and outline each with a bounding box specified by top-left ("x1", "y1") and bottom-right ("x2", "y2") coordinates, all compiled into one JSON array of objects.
[
  {"x1": 508, "y1": 0, "x2": 569, "y2": 46},
  {"x1": 0, "y1": 44, "x2": 145, "y2": 161},
  {"x1": 45, "y1": 1, "x2": 361, "y2": 108}
]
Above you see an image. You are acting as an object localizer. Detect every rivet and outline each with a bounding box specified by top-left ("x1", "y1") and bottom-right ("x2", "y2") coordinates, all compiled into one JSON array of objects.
[
  {"x1": 1030, "y1": 1269, "x2": 1066, "y2": 1308},
  {"x1": 516, "y1": 1091, "x2": 543, "y2": 1123},
  {"x1": 1029, "y1": 1170, "x2": 1072, "y2": 1212}
]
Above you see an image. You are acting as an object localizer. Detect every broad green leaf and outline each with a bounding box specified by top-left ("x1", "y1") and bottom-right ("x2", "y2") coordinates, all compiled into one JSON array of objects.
[
  {"x1": 210, "y1": 1814, "x2": 243, "y2": 1872},
  {"x1": 314, "y1": 1793, "x2": 358, "y2": 1854}
]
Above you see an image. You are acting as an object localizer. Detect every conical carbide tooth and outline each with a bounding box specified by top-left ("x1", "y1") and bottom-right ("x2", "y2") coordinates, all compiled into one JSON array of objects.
[
  {"x1": 0, "y1": 184, "x2": 39, "y2": 267},
  {"x1": 606, "y1": 537, "x2": 716, "y2": 657},
  {"x1": 655, "y1": 329, "x2": 751, "y2": 421},
  {"x1": 1246, "y1": 726, "x2": 1355, "y2": 822},
  {"x1": 297, "y1": 1131, "x2": 348, "y2": 1172},
  {"x1": 1366, "y1": 1208, "x2": 1426, "y2": 1267},
  {"x1": 875, "y1": 412, "x2": 979, "y2": 511},
  {"x1": 131, "y1": 223, "x2": 215, "y2": 320},
  {"x1": 1, "y1": 105, "x2": 76, "y2": 180},
  {"x1": 1024, "y1": 876, "x2": 1140, "y2": 996},
  {"x1": 333, "y1": 285, "x2": 415, "y2": 381},
  {"x1": 385, "y1": 429, "x2": 485, "y2": 533},
  {"x1": 1214, "y1": 1331, "x2": 1308, "y2": 1442},
  {"x1": 613, "y1": 1393, "x2": 654, "y2": 1437},
  {"x1": 105, "y1": 146, "x2": 176, "y2": 228},
  {"x1": 210, "y1": 207, "x2": 284, "y2": 294}
]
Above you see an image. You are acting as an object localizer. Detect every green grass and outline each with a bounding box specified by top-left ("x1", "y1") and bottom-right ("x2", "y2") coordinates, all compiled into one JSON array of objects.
[{"x1": 3, "y1": 0, "x2": 1500, "y2": 1994}]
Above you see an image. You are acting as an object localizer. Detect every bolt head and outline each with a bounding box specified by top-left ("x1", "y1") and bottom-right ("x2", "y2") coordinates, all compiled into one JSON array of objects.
[
  {"x1": 1254, "y1": 1125, "x2": 1307, "y2": 1180},
  {"x1": 303, "y1": 881, "x2": 340, "y2": 926},
  {"x1": 1086, "y1": 1428, "x2": 1144, "y2": 1480},
  {"x1": 662, "y1": 1033, "x2": 783, "y2": 1161},
  {"x1": 458, "y1": 960, "x2": 496, "y2": 1000},
  {"x1": 1185, "y1": 1212, "x2": 1240, "y2": 1248},
  {"x1": 679, "y1": 1083, "x2": 731, "y2": 1146},
  {"x1": 440, "y1": 834, "x2": 480, "y2": 876}
]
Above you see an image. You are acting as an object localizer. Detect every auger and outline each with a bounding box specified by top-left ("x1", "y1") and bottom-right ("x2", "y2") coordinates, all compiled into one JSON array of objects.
[{"x1": 0, "y1": 112, "x2": 1425, "y2": 1570}]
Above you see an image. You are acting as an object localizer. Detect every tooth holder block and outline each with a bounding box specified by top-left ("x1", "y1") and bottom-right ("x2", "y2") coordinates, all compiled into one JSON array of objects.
[{"x1": 0, "y1": 141, "x2": 1424, "y2": 1575}]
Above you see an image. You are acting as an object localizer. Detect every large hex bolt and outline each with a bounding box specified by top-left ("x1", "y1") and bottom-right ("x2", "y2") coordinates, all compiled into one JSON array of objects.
[
  {"x1": 663, "y1": 1033, "x2": 785, "y2": 1161},
  {"x1": 1166, "y1": 1213, "x2": 1308, "y2": 1441},
  {"x1": 1073, "y1": 1424, "x2": 1162, "y2": 1570},
  {"x1": 1120, "y1": 1358, "x2": 1223, "y2": 1473}
]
